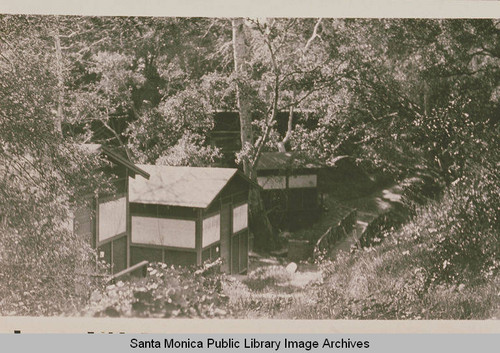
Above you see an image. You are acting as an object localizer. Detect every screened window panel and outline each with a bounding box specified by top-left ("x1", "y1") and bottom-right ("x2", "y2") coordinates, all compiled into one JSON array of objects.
[
  {"x1": 289, "y1": 174, "x2": 317, "y2": 189},
  {"x1": 98, "y1": 197, "x2": 126, "y2": 242},
  {"x1": 232, "y1": 203, "x2": 248, "y2": 233},
  {"x1": 202, "y1": 214, "x2": 220, "y2": 247},
  {"x1": 131, "y1": 216, "x2": 196, "y2": 248},
  {"x1": 257, "y1": 176, "x2": 286, "y2": 190}
]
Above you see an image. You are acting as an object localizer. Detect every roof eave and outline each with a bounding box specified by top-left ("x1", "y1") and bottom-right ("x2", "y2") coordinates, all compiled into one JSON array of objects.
[
  {"x1": 101, "y1": 146, "x2": 150, "y2": 180},
  {"x1": 129, "y1": 200, "x2": 205, "y2": 209},
  {"x1": 205, "y1": 170, "x2": 260, "y2": 210}
]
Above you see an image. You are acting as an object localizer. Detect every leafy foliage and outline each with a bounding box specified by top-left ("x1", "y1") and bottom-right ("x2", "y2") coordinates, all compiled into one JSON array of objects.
[
  {"x1": 86, "y1": 260, "x2": 229, "y2": 318},
  {"x1": 291, "y1": 19, "x2": 499, "y2": 183},
  {"x1": 422, "y1": 164, "x2": 500, "y2": 284},
  {"x1": 127, "y1": 88, "x2": 220, "y2": 165},
  {"x1": 0, "y1": 15, "x2": 112, "y2": 315}
]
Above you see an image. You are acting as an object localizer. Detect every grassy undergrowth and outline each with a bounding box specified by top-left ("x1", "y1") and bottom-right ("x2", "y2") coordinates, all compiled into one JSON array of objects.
[{"x1": 225, "y1": 266, "x2": 322, "y2": 319}]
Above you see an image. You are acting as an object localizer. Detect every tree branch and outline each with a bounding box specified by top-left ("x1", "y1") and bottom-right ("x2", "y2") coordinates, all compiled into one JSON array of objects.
[{"x1": 304, "y1": 18, "x2": 323, "y2": 53}]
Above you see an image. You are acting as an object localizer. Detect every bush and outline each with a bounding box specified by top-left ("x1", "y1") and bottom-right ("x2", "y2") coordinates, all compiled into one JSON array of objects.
[
  {"x1": 422, "y1": 164, "x2": 500, "y2": 285},
  {"x1": 358, "y1": 207, "x2": 409, "y2": 248},
  {"x1": 86, "y1": 259, "x2": 230, "y2": 318},
  {"x1": 0, "y1": 144, "x2": 111, "y2": 316},
  {"x1": 0, "y1": 223, "x2": 106, "y2": 316}
]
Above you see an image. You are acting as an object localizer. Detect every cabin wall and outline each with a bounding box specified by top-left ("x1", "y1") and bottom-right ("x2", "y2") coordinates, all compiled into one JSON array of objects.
[
  {"x1": 232, "y1": 203, "x2": 248, "y2": 233},
  {"x1": 131, "y1": 216, "x2": 196, "y2": 248},
  {"x1": 79, "y1": 164, "x2": 132, "y2": 275},
  {"x1": 97, "y1": 196, "x2": 127, "y2": 242},
  {"x1": 202, "y1": 176, "x2": 250, "y2": 274},
  {"x1": 202, "y1": 214, "x2": 220, "y2": 248},
  {"x1": 258, "y1": 170, "x2": 320, "y2": 231},
  {"x1": 129, "y1": 203, "x2": 199, "y2": 267},
  {"x1": 129, "y1": 192, "x2": 249, "y2": 273},
  {"x1": 74, "y1": 192, "x2": 129, "y2": 275},
  {"x1": 74, "y1": 152, "x2": 151, "y2": 275},
  {"x1": 130, "y1": 245, "x2": 197, "y2": 266},
  {"x1": 95, "y1": 190, "x2": 129, "y2": 274}
]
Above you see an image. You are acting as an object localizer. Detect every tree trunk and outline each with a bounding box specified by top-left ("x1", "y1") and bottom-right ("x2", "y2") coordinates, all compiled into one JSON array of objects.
[
  {"x1": 231, "y1": 18, "x2": 253, "y2": 176},
  {"x1": 232, "y1": 18, "x2": 276, "y2": 250},
  {"x1": 277, "y1": 106, "x2": 294, "y2": 152}
]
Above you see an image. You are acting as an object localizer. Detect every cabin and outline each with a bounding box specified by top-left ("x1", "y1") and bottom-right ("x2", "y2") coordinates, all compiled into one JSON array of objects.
[
  {"x1": 72, "y1": 144, "x2": 150, "y2": 275},
  {"x1": 128, "y1": 165, "x2": 253, "y2": 275},
  {"x1": 209, "y1": 111, "x2": 320, "y2": 167},
  {"x1": 256, "y1": 152, "x2": 321, "y2": 231}
]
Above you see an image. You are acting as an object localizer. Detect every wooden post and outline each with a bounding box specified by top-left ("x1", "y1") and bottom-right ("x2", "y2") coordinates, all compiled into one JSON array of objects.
[
  {"x1": 93, "y1": 196, "x2": 98, "y2": 272},
  {"x1": 229, "y1": 202, "x2": 234, "y2": 274},
  {"x1": 195, "y1": 209, "x2": 203, "y2": 266},
  {"x1": 126, "y1": 169, "x2": 131, "y2": 268},
  {"x1": 286, "y1": 171, "x2": 290, "y2": 228},
  {"x1": 95, "y1": 195, "x2": 99, "y2": 246}
]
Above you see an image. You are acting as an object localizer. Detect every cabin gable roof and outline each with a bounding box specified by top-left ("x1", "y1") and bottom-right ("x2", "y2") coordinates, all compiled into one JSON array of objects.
[{"x1": 129, "y1": 165, "x2": 253, "y2": 209}]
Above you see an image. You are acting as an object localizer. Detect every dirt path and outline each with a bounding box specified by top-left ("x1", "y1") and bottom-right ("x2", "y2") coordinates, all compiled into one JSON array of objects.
[{"x1": 328, "y1": 182, "x2": 404, "y2": 256}]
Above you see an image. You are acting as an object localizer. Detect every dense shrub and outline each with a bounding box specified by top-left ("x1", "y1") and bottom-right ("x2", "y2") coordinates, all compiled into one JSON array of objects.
[
  {"x1": 358, "y1": 207, "x2": 409, "y2": 248},
  {"x1": 0, "y1": 224, "x2": 106, "y2": 316},
  {"x1": 85, "y1": 260, "x2": 230, "y2": 318},
  {"x1": 422, "y1": 164, "x2": 500, "y2": 284},
  {"x1": 0, "y1": 27, "x2": 114, "y2": 316},
  {"x1": 0, "y1": 145, "x2": 111, "y2": 316},
  {"x1": 359, "y1": 173, "x2": 445, "y2": 249}
]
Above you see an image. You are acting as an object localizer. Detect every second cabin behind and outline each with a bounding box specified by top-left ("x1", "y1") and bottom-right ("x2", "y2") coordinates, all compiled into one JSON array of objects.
[
  {"x1": 128, "y1": 165, "x2": 252, "y2": 275},
  {"x1": 256, "y1": 152, "x2": 321, "y2": 231}
]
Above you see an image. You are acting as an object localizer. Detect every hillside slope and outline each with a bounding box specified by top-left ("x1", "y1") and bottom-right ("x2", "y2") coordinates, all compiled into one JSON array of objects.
[
  {"x1": 287, "y1": 164, "x2": 500, "y2": 319},
  {"x1": 226, "y1": 163, "x2": 499, "y2": 319}
]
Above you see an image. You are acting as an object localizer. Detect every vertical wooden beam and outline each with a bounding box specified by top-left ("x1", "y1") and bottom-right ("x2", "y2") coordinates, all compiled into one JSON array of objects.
[
  {"x1": 195, "y1": 209, "x2": 203, "y2": 266},
  {"x1": 93, "y1": 196, "x2": 98, "y2": 272},
  {"x1": 286, "y1": 171, "x2": 290, "y2": 226},
  {"x1": 126, "y1": 169, "x2": 131, "y2": 268},
  {"x1": 110, "y1": 240, "x2": 114, "y2": 275},
  {"x1": 229, "y1": 202, "x2": 233, "y2": 274},
  {"x1": 95, "y1": 195, "x2": 100, "y2": 250}
]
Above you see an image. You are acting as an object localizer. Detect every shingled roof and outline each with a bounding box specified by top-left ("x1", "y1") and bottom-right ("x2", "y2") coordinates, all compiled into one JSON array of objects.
[{"x1": 129, "y1": 165, "x2": 250, "y2": 208}]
